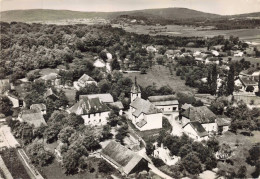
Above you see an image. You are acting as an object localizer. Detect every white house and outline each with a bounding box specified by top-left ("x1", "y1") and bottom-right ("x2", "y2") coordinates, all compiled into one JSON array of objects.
[
  {"x1": 183, "y1": 121, "x2": 209, "y2": 141},
  {"x1": 73, "y1": 74, "x2": 97, "y2": 90},
  {"x1": 148, "y1": 95, "x2": 179, "y2": 113},
  {"x1": 181, "y1": 106, "x2": 217, "y2": 134},
  {"x1": 146, "y1": 46, "x2": 157, "y2": 53},
  {"x1": 234, "y1": 51, "x2": 244, "y2": 57},
  {"x1": 68, "y1": 97, "x2": 111, "y2": 126},
  {"x1": 211, "y1": 50, "x2": 219, "y2": 57},
  {"x1": 6, "y1": 91, "x2": 25, "y2": 108}
]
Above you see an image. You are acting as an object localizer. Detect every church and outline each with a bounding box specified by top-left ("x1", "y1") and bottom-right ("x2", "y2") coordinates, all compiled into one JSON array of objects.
[{"x1": 129, "y1": 78, "x2": 163, "y2": 131}]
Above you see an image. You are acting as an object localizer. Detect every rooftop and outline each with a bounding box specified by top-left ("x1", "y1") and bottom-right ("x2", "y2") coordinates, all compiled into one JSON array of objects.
[
  {"x1": 189, "y1": 121, "x2": 208, "y2": 137},
  {"x1": 79, "y1": 93, "x2": 114, "y2": 103},
  {"x1": 130, "y1": 97, "x2": 161, "y2": 117},
  {"x1": 78, "y1": 74, "x2": 95, "y2": 83},
  {"x1": 19, "y1": 109, "x2": 47, "y2": 128},
  {"x1": 68, "y1": 97, "x2": 110, "y2": 115},
  {"x1": 182, "y1": 106, "x2": 216, "y2": 123},
  {"x1": 101, "y1": 141, "x2": 144, "y2": 175}
]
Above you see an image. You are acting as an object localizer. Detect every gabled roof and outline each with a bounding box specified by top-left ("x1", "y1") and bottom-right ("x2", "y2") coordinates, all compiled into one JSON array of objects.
[
  {"x1": 30, "y1": 103, "x2": 46, "y2": 111},
  {"x1": 182, "y1": 106, "x2": 216, "y2": 123},
  {"x1": 78, "y1": 74, "x2": 95, "y2": 83},
  {"x1": 148, "y1": 95, "x2": 178, "y2": 106},
  {"x1": 185, "y1": 121, "x2": 208, "y2": 137},
  {"x1": 19, "y1": 109, "x2": 47, "y2": 128},
  {"x1": 130, "y1": 97, "x2": 161, "y2": 117},
  {"x1": 101, "y1": 141, "x2": 145, "y2": 175},
  {"x1": 216, "y1": 117, "x2": 231, "y2": 126},
  {"x1": 79, "y1": 93, "x2": 114, "y2": 103},
  {"x1": 44, "y1": 88, "x2": 59, "y2": 99},
  {"x1": 68, "y1": 97, "x2": 110, "y2": 115},
  {"x1": 181, "y1": 103, "x2": 193, "y2": 110},
  {"x1": 94, "y1": 59, "x2": 106, "y2": 68},
  {"x1": 240, "y1": 76, "x2": 258, "y2": 86},
  {"x1": 108, "y1": 101, "x2": 124, "y2": 109}
]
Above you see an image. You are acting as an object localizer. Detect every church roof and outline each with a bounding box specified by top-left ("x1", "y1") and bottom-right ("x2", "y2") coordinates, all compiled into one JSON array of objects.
[{"x1": 130, "y1": 97, "x2": 161, "y2": 117}]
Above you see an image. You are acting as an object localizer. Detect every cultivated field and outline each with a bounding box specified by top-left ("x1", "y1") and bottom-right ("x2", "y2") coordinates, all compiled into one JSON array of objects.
[
  {"x1": 123, "y1": 65, "x2": 196, "y2": 93},
  {"x1": 119, "y1": 24, "x2": 260, "y2": 45}
]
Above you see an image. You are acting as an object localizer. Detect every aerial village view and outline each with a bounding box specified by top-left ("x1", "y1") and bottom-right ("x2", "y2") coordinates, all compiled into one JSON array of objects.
[{"x1": 0, "y1": 0, "x2": 260, "y2": 178}]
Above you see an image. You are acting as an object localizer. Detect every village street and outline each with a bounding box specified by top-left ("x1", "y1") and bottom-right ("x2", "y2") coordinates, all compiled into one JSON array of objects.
[
  {"x1": 163, "y1": 113, "x2": 184, "y2": 136},
  {"x1": 0, "y1": 123, "x2": 20, "y2": 148}
]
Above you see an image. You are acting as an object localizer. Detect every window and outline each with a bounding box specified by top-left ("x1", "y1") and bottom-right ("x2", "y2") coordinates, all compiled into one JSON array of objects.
[
  {"x1": 173, "y1": 107, "x2": 177, "y2": 111},
  {"x1": 99, "y1": 119, "x2": 101, "y2": 123}
]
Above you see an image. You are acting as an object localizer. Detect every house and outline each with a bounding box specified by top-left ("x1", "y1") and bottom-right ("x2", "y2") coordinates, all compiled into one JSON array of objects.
[
  {"x1": 79, "y1": 93, "x2": 114, "y2": 103},
  {"x1": 234, "y1": 51, "x2": 244, "y2": 57},
  {"x1": 73, "y1": 74, "x2": 97, "y2": 90},
  {"x1": 129, "y1": 79, "x2": 163, "y2": 131},
  {"x1": 44, "y1": 88, "x2": 59, "y2": 100},
  {"x1": 153, "y1": 143, "x2": 180, "y2": 166},
  {"x1": 79, "y1": 93, "x2": 124, "y2": 115},
  {"x1": 0, "y1": 79, "x2": 10, "y2": 94},
  {"x1": 148, "y1": 95, "x2": 179, "y2": 113},
  {"x1": 6, "y1": 91, "x2": 25, "y2": 108},
  {"x1": 239, "y1": 76, "x2": 258, "y2": 93},
  {"x1": 181, "y1": 106, "x2": 217, "y2": 134},
  {"x1": 18, "y1": 109, "x2": 47, "y2": 128},
  {"x1": 100, "y1": 141, "x2": 149, "y2": 175},
  {"x1": 94, "y1": 58, "x2": 111, "y2": 73},
  {"x1": 216, "y1": 117, "x2": 231, "y2": 134},
  {"x1": 146, "y1": 46, "x2": 157, "y2": 53},
  {"x1": 30, "y1": 104, "x2": 47, "y2": 115},
  {"x1": 39, "y1": 73, "x2": 61, "y2": 86},
  {"x1": 68, "y1": 97, "x2": 111, "y2": 126},
  {"x1": 182, "y1": 121, "x2": 209, "y2": 141},
  {"x1": 211, "y1": 50, "x2": 219, "y2": 57}
]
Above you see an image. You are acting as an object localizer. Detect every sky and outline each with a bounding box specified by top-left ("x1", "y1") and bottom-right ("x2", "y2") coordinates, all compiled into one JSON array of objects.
[{"x1": 0, "y1": 0, "x2": 260, "y2": 15}]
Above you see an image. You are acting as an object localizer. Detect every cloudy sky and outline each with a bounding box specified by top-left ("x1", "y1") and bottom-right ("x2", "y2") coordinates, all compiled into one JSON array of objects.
[{"x1": 1, "y1": 0, "x2": 260, "y2": 15}]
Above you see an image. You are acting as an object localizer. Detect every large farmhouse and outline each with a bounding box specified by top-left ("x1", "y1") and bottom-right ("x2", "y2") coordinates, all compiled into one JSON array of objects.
[
  {"x1": 68, "y1": 97, "x2": 111, "y2": 126},
  {"x1": 183, "y1": 121, "x2": 209, "y2": 141},
  {"x1": 100, "y1": 141, "x2": 149, "y2": 176}
]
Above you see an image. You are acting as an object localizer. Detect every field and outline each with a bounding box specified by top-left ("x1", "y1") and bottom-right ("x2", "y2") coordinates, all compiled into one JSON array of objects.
[
  {"x1": 120, "y1": 24, "x2": 260, "y2": 45},
  {"x1": 123, "y1": 65, "x2": 196, "y2": 94}
]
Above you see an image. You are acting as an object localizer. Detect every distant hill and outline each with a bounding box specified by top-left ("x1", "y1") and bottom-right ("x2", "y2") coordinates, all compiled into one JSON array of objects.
[
  {"x1": 0, "y1": 8, "x2": 221, "y2": 22},
  {"x1": 0, "y1": 8, "x2": 259, "y2": 23},
  {"x1": 0, "y1": 9, "x2": 109, "y2": 22}
]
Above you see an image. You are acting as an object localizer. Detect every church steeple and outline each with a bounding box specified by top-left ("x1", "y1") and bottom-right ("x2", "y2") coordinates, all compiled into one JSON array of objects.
[{"x1": 131, "y1": 77, "x2": 141, "y2": 102}]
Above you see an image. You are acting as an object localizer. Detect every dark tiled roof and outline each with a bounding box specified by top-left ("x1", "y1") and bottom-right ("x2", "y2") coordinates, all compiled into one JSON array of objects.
[
  {"x1": 189, "y1": 121, "x2": 208, "y2": 137},
  {"x1": 108, "y1": 101, "x2": 124, "y2": 109},
  {"x1": 136, "y1": 119, "x2": 147, "y2": 128},
  {"x1": 148, "y1": 95, "x2": 177, "y2": 102},
  {"x1": 182, "y1": 106, "x2": 216, "y2": 123},
  {"x1": 240, "y1": 76, "x2": 258, "y2": 86},
  {"x1": 101, "y1": 141, "x2": 144, "y2": 175},
  {"x1": 69, "y1": 97, "x2": 110, "y2": 115},
  {"x1": 216, "y1": 117, "x2": 231, "y2": 126}
]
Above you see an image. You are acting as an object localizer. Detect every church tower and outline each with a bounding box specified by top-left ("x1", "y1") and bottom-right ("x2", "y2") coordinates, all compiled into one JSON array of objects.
[{"x1": 130, "y1": 77, "x2": 141, "y2": 102}]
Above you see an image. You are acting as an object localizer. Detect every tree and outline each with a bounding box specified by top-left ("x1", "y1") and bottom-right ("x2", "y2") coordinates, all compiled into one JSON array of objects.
[
  {"x1": 236, "y1": 165, "x2": 247, "y2": 178},
  {"x1": 58, "y1": 126, "x2": 76, "y2": 144},
  {"x1": 206, "y1": 138, "x2": 220, "y2": 153},
  {"x1": 205, "y1": 156, "x2": 217, "y2": 170},
  {"x1": 111, "y1": 59, "x2": 120, "y2": 71},
  {"x1": 179, "y1": 144, "x2": 192, "y2": 158},
  {"x1": 227, "y1": 64, "x2": 235, "y2": 95},
  {"x1": 100, "y1": 125, "x2": 113, "y2": 141},
  {"x1": 0, "y1": 95, "x2": 13, "y2": 116},
  {"x1": 246, "y1": 143, "x2": 260, "y2": 166},
  {"x1": 210, "y1": 64, "x2": 218, "y2": 95},
  {"x1": 182, "y1": 152, "x2": 202, "y2": 175},
  {"x1": 146, "y1": 139, "x2": 155, "y2": 156},
  {"x1": 27, "y1": 142, "x2": 54, "y2": 166},
  {"x1": 98, "y1": 160, "x2": 114, "y2": 174}
]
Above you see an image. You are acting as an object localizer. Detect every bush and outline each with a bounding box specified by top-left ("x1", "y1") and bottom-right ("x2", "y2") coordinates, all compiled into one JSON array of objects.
[
  {"x1": 151, "y1": 157, "x2": 165, "y2": 167},
  {"x1": 98, "y1": 160, "x2": 115, "y2": 174}
]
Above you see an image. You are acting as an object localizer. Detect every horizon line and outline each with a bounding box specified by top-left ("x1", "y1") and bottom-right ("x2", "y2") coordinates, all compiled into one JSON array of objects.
[{"x1": 1, "y1": 7, "x2": 260, "y2": 16}]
